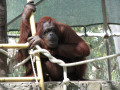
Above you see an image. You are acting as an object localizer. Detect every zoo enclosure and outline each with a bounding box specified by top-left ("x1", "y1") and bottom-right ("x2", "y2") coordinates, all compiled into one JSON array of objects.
[{"x1": 2, "y1": 0, "x2": 120, "y2": 89}]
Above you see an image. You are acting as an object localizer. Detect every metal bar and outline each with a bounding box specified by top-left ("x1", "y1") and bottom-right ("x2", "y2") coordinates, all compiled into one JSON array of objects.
[
  {"x1": 77, "y1": 33, "x2": 120, "y2": 37},
  {"x1": 102, "y1": 0, "x2": 111, "y2": 80},
  {"x1": 8, "y1": 33, "x2": 120, "y2": 38}
]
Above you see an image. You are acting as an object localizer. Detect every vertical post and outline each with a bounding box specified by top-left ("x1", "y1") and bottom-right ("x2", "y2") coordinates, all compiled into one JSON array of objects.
[
  {"x1": 35, "y1": 46, "x2": 45, "y2": 90},
  {"x1": 27, "y1": 0, "x2": 45, "y2": 90},
  {"x1": 102, "y1": 0, "x2": 111, "y2": 80}
]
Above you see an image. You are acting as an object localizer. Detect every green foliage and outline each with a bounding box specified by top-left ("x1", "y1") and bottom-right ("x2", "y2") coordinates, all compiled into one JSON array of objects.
[
  {"x1": 8, "y1": 66, "x2": 26, "y2": 77},
  {"x1": 73, "y1": 25, "x2": 120, "y2": 81}
]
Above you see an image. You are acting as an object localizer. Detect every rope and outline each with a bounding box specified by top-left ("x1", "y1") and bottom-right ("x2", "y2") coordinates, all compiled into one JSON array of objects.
[
  {"x1": 0, "y1": 49, "x2": 14, "y2": 59},
  {"x1": 0, "y1": 45, "x2": 120, "y2": 89},
  {"x1": 13, "y1": 46, "x2": 120, "y2": 68},
  {"x1": 30, "y1": 45, "x2": 120, "y2": 67},
  {"x1": 29, "y1": 45, "x2": 120, "y2": 86},
  {"x1": 31, "y1": 45, "x2": 70, "y2": 85},
  {"x1": 30, "y1": 53, "x2": 40, "y2": 90},
  {"x1": 14, "y1": 56, "x2": 30, "y2": 69}
]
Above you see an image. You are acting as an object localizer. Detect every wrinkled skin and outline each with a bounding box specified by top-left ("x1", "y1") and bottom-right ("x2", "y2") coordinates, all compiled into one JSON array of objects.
[{"x1": 18, "y1": 1, "x2": 90, "y2": 81}]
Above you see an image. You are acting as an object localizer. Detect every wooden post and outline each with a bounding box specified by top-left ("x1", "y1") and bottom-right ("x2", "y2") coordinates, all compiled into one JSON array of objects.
[
  {"x1": 27, "y1": 0, "x2": 45, "y2": 90},
  {"x1": 102, "y1": 0, "x2": 111, "y2": 80}
]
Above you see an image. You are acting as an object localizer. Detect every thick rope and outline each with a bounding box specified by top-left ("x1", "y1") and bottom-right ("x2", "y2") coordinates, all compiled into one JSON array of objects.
[
  {"x1": 0, "y1": 45, "x2": 120, "y2": 87},
  {"x1": 30, "y1": 45, "x2": 120, "y2": 67},
  {"x1": 33, "y1": 45, "x2": 70, "y2": 85}
]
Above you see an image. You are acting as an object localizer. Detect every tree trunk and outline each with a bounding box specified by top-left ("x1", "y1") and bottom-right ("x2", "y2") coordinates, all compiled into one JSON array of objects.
[
  {"x1": 109, "y1": 25, "x2": 120, "y2": 69},
  {"x1": 0, "y1": 0, "x2": 8, "y2": 77}
]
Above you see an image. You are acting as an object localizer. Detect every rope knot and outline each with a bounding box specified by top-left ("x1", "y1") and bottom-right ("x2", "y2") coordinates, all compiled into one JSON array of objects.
[
  {"x1": 63, "y1": 78, "x2": 70, "y2": 86},
  {"x1": 104, "y1": 34, "x2": 109, "y2": 39}
]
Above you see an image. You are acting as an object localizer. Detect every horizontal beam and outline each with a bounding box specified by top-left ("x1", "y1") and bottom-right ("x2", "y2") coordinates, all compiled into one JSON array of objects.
[
  {"x1": 8, "y1": 33, "x2": 120, "y2": 38},
  {"x1": 77, "y1": 33, "x2": 120, "y2": 37},
  {"x1": 0, "y1": 77, "x2": 40, "y2": 82},
  {"x1": 0, "y1": 43, "x2": 29, "y2": 48}
]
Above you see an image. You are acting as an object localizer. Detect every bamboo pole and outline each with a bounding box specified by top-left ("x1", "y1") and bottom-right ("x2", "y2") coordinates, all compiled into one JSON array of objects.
[
  {"x1": 0, "y1": 43, "x2": 29, "y2": 48},
  {"x1": 27, "y1": 0, "x2": 44, "y2": 90},
  {"x1": 0, "y1": 77, "x2": 40, "y2": 82}
]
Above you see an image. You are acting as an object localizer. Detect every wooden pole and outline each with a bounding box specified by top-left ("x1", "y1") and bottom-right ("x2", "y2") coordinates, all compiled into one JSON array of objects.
[
  {"x1": 27, "y1": 0, "x2": 45, "y2": 90},
  {"x1": 102, "y1": 0, "x2": 111, "y2": 80}
]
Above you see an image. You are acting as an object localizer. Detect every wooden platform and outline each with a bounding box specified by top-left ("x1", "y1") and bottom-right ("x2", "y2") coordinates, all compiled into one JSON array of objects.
[{"x1": 0, "y1": 81, "x2": 120, "y2": 90}]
